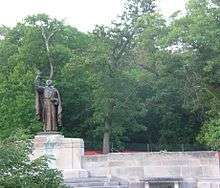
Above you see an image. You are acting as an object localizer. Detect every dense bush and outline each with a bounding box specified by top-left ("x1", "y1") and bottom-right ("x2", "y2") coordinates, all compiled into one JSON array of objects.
[{"x1": 0, "y1": 131, "x2": 64, "y2": 188}]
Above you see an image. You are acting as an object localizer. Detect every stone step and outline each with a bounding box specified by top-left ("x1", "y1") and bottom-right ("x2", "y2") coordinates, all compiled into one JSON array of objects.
[
  {"x1": 65, "y1": 177, "x2": 109, "y2": 183},
  {"x1": 64, "y1": 176, "x2": 128, "y2": 188},
  {"x1": 66, "y1": 181, "x2": 122, "y2": 187}
]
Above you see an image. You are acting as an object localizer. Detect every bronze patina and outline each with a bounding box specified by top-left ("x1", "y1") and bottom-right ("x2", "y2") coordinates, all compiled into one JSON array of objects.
[{"x1": 35, "y1": 73, "x2": 62, "y2": 132}]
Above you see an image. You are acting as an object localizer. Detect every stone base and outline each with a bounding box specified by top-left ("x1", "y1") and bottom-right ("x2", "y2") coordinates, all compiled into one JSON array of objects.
[
  {"x1": 63, "y1": 169, "x2": 89, "y2": 179},
  {"x1": 32, "y1": 133, "x2": 89, "y2": 179}
]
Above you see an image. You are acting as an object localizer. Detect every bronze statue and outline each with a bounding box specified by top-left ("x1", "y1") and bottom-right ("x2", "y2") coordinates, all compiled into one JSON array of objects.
[{"x1": 35, "y1": 73, "x2": 62, "y2": 132}]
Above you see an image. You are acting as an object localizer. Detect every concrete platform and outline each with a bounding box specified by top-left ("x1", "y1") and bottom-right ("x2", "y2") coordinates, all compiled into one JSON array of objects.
[{"x1": 32, "y1": 133, "x2": 89, "y2": 179}]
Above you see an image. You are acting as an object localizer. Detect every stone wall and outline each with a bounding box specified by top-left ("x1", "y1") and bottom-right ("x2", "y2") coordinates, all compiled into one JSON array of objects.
[
  {"x1": 82, "y1": 152, "x2": 220, "y2": 183},
  {"x1": 197, "y1": 178, "x2": 220, "y2": 188}
]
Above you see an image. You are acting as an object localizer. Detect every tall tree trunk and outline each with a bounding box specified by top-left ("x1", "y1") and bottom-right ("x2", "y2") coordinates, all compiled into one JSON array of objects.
[{"x1": 103, "y1": 119, "x2": 110, "y2": 154}]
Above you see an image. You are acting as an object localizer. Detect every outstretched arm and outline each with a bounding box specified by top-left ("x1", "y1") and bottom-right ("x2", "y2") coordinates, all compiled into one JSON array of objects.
[{"x1": 35, "y1": 72, "x2": 44, "y2": 93}]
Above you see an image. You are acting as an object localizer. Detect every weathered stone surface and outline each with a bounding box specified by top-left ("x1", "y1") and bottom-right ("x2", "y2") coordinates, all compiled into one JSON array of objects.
[
  {"x1": 82, "y1": 151, "x2": 220, "y2": 185},
  {"x1": 109, "y1": 153, "x2": 143, "y2": 161},
  {"x1": 32, "y1": 134, "x2": 88, "y2": 179},
  {"x1": 83, "y1": 155, "x2": 108, "y2": 162},
  {"x1": 181, "y1": 179, "x2": 197, "y2": 188},
  {"x1": 144, "y1": 166, "x2": 181, "y2": 177},
  {"x1": 201, "y1": 165, "x2": 220, "y2": 177},
  {"x1": 82, "y1": 155, "x2": 109, "y2": 176},
  {"x1": 181, "y1": 166, "x2": 203, "y2": 177},
  {"x1": 32, "y1": 134, "x2": 220, "y2": 188},
  {"x1": 110, "y1": 167, "x2": 144, "y2": 180},
  {"x1": 64, "y1": 176, "x2": 129, "y2": 188},
  {"x1": 197, "y1": 178, "x2": 220, "y2": 188},
  {"x1": 128, "y1": 182, "x2": 145, "y2": 188}
]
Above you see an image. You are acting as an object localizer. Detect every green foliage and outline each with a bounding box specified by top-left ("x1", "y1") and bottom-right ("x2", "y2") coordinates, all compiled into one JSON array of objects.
[
  {"x1": 0, "y1": 13, "x2": 91, "y2": 139},
  {"x1": 0, "y1": 0, "x2": 219, "y2": 152},
  {"x1": 0, "y1": 44, "x2": 41, "y2": 138},
  {"x1": 197, "y1": 117, "x2": 220, "y2": 150},
  {"x1": 0, "y1": 130, "x2": 64, "y2": 188},
  {"x1": 87, "y1": 0, "x2": 156, "y2": 153},
  {"x1": 160, "y1": 0, "x2": 220, "y2": 146}
]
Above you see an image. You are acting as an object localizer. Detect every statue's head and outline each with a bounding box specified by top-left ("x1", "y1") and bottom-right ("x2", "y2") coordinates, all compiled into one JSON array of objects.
[{"x1": 46, "y1": 80, "x2": 53, "y2": 86}]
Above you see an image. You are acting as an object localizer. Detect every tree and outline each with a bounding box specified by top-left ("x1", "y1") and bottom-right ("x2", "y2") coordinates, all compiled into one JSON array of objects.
[
  {"x1": 165, "y1": 0, "x2": 220, "y2": 147},
  {"x1": 0, "y1": 14, "x2": 91, "y2": 139},
  {"x1": 0, "y1": 0, "x2": 219, "y2": 152},
  {"x1": 127, "y1": 0, "x2": 220, "y2": 146},
  {"x1": 198, "y1": 118, "x2": 220, "y2": 150},
  {"x1": 88, "y1": 0, "x2": 155, "y2": 153}
]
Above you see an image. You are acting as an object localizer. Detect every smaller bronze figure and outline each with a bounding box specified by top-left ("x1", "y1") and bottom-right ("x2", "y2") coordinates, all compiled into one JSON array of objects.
[{"x1": 35, "y1": 73, "x2": 62, "y2": 132}]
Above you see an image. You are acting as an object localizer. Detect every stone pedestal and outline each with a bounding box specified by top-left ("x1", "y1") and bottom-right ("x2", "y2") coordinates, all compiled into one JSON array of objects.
[{"x1": 32, "y1": 133, "x2": 89, "y2": 179}]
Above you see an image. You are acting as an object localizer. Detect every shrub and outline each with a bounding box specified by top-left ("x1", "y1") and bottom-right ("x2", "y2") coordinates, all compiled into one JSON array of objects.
[{"x1": 0, "y1": 131, "x2": 65, "y2": 188}]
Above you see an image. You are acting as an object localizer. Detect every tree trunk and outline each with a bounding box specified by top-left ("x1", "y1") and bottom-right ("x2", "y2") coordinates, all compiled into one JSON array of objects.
[{"x1": 103, "y1": 119, "x2": 110, "y2": 154}]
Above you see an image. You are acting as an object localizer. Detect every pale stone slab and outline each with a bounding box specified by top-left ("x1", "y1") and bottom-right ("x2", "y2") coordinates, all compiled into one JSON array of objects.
[
  {"x1": 82, "y1": 151, "x2": 220, "y2": 185},
  {"x1": 110, "y1": 166, "x2": 144, "y2": 180},
  {"x1": 32, "y1": 133, "x2": 88, "y2": 179}
]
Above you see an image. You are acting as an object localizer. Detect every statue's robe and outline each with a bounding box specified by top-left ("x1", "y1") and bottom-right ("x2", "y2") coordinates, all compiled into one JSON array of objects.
[{"x1": 36, "y1": 86, "x2": 62, "y2": 132}]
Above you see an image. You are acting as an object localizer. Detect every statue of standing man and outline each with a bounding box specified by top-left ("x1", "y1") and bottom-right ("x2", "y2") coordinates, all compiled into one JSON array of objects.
[{"x1": 35, "y1": 72, "x2": 62, "y2": 132}]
